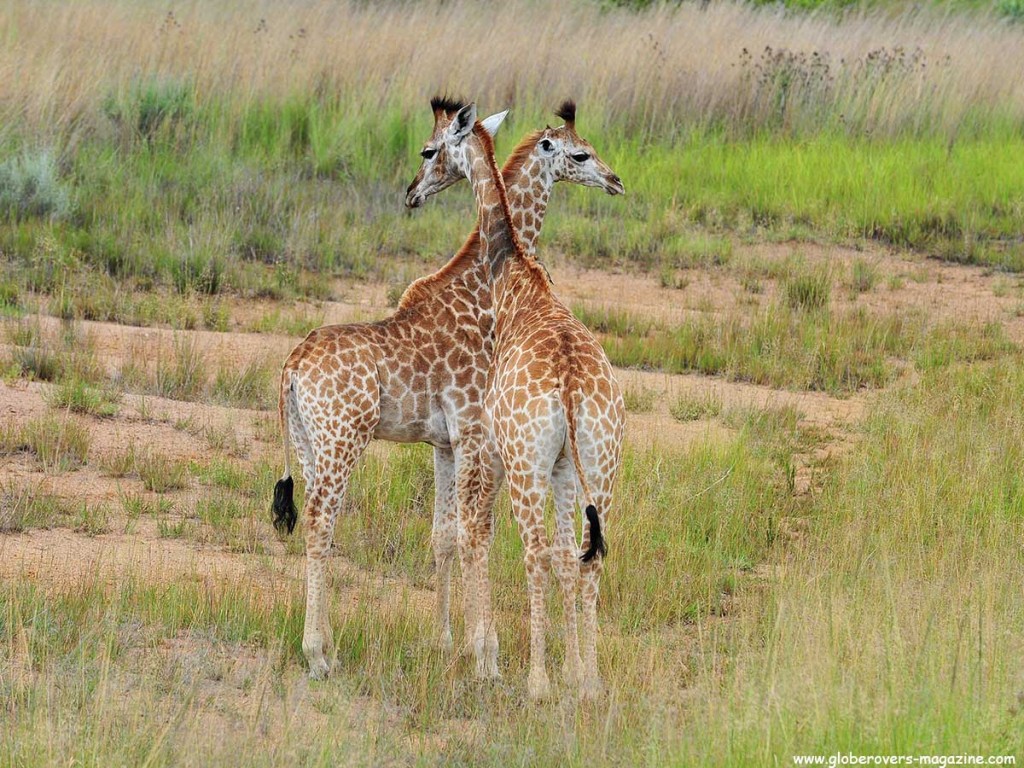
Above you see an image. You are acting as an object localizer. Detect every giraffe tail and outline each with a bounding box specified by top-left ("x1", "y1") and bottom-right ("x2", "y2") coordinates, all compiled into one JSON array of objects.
[
  {"x1": 562, "y1": 387, "x2": 607, "y2": 563},
  {"x1": 272, "y1": 370, "x2": 298, "y2": 535}
]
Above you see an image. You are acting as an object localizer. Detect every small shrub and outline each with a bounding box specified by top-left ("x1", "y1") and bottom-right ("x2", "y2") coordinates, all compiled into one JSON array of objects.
[
  {"x1": 386, "y1": 283, "x2": 406, "y2": 308},
  {"x1": 998, "y1": 0, "x2": 1024, "y2": 21},
  {"x1": 98, "y1": 442, "x2": 139, "y2": 478},
  {"x1": 0, "y1": 278, "x2": 20, "y2": 314},
  {"x1": 623, "y1": 383, "x2": 658, "y2": 413},
  {"x1": 202, "y1": 301, "x2": 230, "y2": 332},
  {"x1": 104, "y1": 77, "x2": 195, "y2": 143},
  {"x1": 850, "y1": 259, "x2": 879, "y2": 294},
  {"x1": 0, "y1": 484, "x2": 72, "y2": 532},
  {"x1": 46, "y1": 377, "x2": 121, "y2": 417},
  {"x1": 155, "y1": 336, "x2": 206, "y2": 400},
  {"x1": 136, "y1": 450, "x2": 189, "y2": 493},
  {"x1": 172, "y1": 251, "x2": 225, "y2": 296},
  {"x1": 3, "y1": 414, "x2": 91, "y2": 471},
  {"x1": 211, "y1": 357, "x2": 275, "y2": 409},
  {"x1": 158, "y1": 517, "x2": 190, "y2": 539},
  {"x1": 783, "y1": 267, "x2": 831, "y2": 311},
  {"x1": 73, "y1": 503, "x2": 110, "y2": 536},
  {"x1": 670, "y1": 393, "x2": 723, "y2": 422},
  {"x1": 574, "y1": 305, "x2": 660, "y2": 336},
  {"x1": 0, "y1": 150, "x2": 74, "y2": 221},
  {"x1": 658, "y1": 268, "x2": 690, "y2": 291}
]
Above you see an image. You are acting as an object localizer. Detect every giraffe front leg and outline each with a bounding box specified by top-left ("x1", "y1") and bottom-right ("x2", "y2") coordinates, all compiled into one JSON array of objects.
[
  {"x1": 431, "y1": 447, "x2": 457, "y2": 653},
  {"x1": 455, "y1": 438, "x2": 500, "y2": 679},
  {"x1": 475, "y1": 445, "x2": 505, "y2": 677}
]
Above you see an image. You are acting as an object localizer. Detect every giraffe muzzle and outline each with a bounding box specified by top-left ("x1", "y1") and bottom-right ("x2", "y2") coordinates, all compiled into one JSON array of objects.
[
  {"x1": 606, "y1": 174, "x2": 625, "y2": 196},
  {"x1": 405, "y1": 186, "x2": 425, "y2": 209}
]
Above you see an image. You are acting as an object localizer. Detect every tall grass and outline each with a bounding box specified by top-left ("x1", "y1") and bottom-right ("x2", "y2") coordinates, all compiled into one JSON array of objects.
[
  {"x1": 3, "y1": 1, "x2": 1023, "y2": 140},
  {"x1": 0, "y1": 0, "x2": 1020, "y2": 298}
]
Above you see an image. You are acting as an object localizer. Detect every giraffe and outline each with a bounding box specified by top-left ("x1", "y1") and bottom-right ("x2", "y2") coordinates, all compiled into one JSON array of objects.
[
  {"x1": 272, "y1": 97, "x2": 624, "y2": 681},
  {"x1": 405, "y1": 100, "x2": 626, "y2": 700}
]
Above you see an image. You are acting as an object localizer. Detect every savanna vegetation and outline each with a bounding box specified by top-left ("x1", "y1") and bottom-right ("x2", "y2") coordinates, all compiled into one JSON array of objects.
[{"x1": 1, "y1": 1, "x2": 1023, "y2": 766}]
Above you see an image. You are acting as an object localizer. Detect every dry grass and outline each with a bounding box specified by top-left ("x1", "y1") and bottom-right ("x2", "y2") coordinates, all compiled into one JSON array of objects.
[{"x1": 1, "y1": 1, "x2": 1023, "y2": 139}]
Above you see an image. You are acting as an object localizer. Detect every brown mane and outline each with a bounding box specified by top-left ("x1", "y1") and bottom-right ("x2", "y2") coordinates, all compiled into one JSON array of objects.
[
  {"x1": 397, "y1": 129, "x2": 548, "y2": 310},
  {"x1": 471, "y1": 122, "x2": 527, "y2": 258}
]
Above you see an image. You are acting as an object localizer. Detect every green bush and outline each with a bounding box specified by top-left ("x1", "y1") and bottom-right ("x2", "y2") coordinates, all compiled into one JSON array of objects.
[{"x1": 0, "y1": 150, "x2": 73, "y2": 221}]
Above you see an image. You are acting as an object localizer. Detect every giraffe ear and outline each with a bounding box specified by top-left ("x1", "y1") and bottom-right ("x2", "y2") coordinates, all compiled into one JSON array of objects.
[
  {"x1": 480, "y1": 109, "x2": 509, "y2": 138},
  {"x1": 450, "y1": 103, "x2": 477, "y2": 143}
]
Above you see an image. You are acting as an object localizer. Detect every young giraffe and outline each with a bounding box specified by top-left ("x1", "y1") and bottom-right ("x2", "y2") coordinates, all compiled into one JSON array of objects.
[
  {"x1": 273, "y1": 98, "x2": 624, "y2": 680},
  {"x1": 406, "y1": 101, "x2": 625, "y2": 700}
]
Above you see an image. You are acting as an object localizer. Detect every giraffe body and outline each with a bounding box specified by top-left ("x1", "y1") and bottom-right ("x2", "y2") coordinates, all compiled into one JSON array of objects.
[
  {"x1": 405, "y1": 100, "x2": 625, "y2": 699},
  {"x1": 274, "y1": 99, "x2": 623, "y2": 679}
]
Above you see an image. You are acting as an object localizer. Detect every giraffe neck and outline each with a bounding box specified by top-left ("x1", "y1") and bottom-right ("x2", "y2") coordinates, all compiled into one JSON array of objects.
[
  {"x1": 461, "y1": 129, "x2": 550, "y2": 319},
  {"x1": 503, "y1": 143, "x2": 553, "y2": 256},
  {"x1": 396, "y1": 133, "x2": 552, "y2": 313},
  {"x1": 463, "y1": 130, "x2": 523, "y2": 284}
]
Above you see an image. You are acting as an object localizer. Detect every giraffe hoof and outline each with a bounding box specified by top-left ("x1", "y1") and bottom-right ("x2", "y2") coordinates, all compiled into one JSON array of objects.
[
  {"x1": 474, "y1": 657, "x2": 501, "y2": 680},
  {"x1": 307, "y1": 658, "x2": 331, "y2": 681},
  {"x1": 481, "y1": 659, "x2": 501, "y2": 680},
  {"x1": 580, "y1": 676, "x2": 605, "y2": 701},
  {"x1": 527, "y1": 670, "x2": 552, "y2": 700},
  {"x1": 436, "y1": 629, "x2": 454, "y2": 653},
  {"x1": 562, "y1": 659, "x2": 584, "y2": 687}
]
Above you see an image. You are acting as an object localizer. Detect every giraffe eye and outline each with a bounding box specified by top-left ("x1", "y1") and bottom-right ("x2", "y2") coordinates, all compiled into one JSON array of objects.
[
  {"x1": 570, "y1": 151, "x2": 590, "y2": 163},
  {"x1": 420, "y1": 148, "x2": 438, "y2": 160}
]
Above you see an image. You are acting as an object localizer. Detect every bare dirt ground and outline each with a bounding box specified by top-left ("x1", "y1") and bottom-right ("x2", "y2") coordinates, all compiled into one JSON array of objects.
[{"x1": 557, "y1": 242, "x2": 1024, "y2": 341}]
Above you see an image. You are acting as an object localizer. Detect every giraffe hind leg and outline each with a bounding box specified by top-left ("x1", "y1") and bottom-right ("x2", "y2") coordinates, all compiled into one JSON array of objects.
[
  {"x1": 506, "y1": 469, "x2": 553, "y2": 699},
  {"x1": 301, "y1": 435, "x2": 367, "y2": 680},
  {"x1": 551, "y1": 456, "x2": 583, "y2": 689},
  {"x1": 579, "y1": 489, "x2": 611, "y2": 700}
]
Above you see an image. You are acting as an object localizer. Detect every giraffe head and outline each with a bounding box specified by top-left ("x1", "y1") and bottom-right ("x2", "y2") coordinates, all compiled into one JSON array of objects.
[
  {"x1": 405, "y1": 97, "x2": 509, "y2": 209},
  {"x1": 522, "y1": 100, "x2": 624, "y2": 196}
]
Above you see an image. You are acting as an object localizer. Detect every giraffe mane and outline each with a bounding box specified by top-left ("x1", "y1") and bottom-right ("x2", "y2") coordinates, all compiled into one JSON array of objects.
[
  {"x1": 473, "y1": 122, "x2": 551, "y2": 288},
  {"x1": 501, "y1": 129, "x2": 544, "y2": 180},
  {"x1": 396, "y1": 129, "x2": 549, "y2": 311}
]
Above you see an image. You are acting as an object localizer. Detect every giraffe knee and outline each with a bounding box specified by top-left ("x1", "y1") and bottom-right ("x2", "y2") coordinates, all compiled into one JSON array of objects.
[
  {"x1": 553, "y1": 541, "x2": 580, "y2": 579},
  {"x1": 524, "y1": 544, "x2": 552, "y2": 576},
  {"x1": 432, "y1": 523, "x2": 457, "y2": 558}
]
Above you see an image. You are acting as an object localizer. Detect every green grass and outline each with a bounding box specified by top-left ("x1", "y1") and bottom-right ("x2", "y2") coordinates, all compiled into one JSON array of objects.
[
  {"x1": 1, "y1": 103, "x2": 1022, "y2": 320},
  {"x1": 587, "y1": 303, "x2": 1017, "y2": 394},
  {"x1": 154, "y1": 336, "x2": 206, "y2": 401},
  {"x1": 45, "y1": 376, "x2": 121, "y2": 417},
  {"x1": 210, "y1": 356, "x2": 276, "y2": 409},
  {"x1": 1, "y1": 414, "x2": 91, "y2": 472},
  {"x1": 782, "y1": 263, "x2": 832, "y2": 311},
  {"x1": 0, "y1": 483, "x2": 77, "y2": 532},
  {"x1": 136, "y1": 450, "x2": 189, "y2": 493},
  {"x1": 622, "y1": 382, "x2": 658, "y2": 413},
  {"x1": 670, "y1": 392, "x2": 724, "y2": 422},
  {"x1": 849, "y1": 257, "x2": 880, "y2": 294},
  {"x1": 3, "y1": 360, "x2": 1024, "y2": 764}
]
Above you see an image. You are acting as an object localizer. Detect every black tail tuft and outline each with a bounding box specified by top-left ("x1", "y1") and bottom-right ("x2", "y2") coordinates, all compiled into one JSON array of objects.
[
  {"x1": 272, "y1": 477, "x2": 297, "y2": 535},
  {"x1": 581, "y1": 504, "x2": 607, "y2": 563}
]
